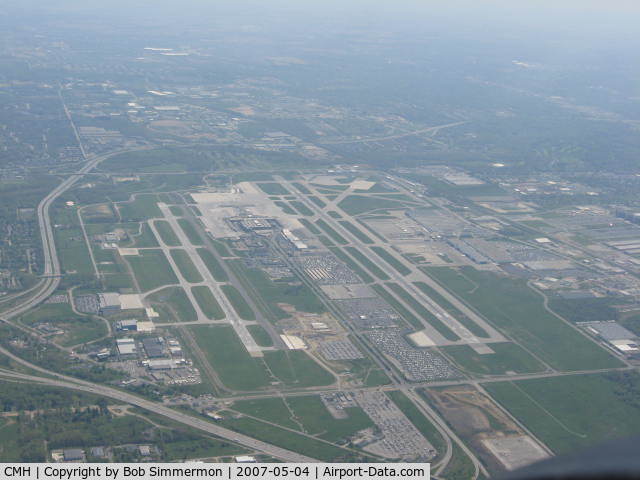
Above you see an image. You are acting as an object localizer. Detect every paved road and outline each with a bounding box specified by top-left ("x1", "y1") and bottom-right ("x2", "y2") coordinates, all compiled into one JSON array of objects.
[
  {"x1": 155, "y1": 203, "x2": 263, "y2": 355},
  {"x1": 0, "y1": 363, "x2": 317, "y2": 462},
  {"x1": 277, "y1": 176, "x2": 504, "y2": 346},
  {"x1": 0, "y1": 145, "x2": 319, "y2": 461}
]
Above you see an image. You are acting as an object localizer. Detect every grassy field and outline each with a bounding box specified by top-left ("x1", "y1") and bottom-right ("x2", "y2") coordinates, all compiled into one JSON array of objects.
[
  {"x1": 308, "y1": 195, "x2": 326, "y2": 208},
  {"x1": 328, "y1": 247, "x2": 374, "y2": 283},
  {"x1": 256, "y1": 182, "x2": 290, "y2": 195},
  {"x1": 196, "y1": 248, "x2": 229, "y2": 282},
  {"x1": 118, "y1": 194, "x2": 162, "y2": 221},
  {"x1": 442, "y1": 343, "x2": 546, "y2": 375},
  {"x1": 232, "y1": 397, "x2": 300, "y2": 429},
  {"x1": 228, "y1": 260, "x2": 326, "y2": 318},
  {"x1": 274, "y1": 201, "x2": 297, "y2": 215},
  {"x1": 102, "y1": 273, "x2": 134, "y2": 290},
  {"x1": 441, "y1": 443, "x2": 476, "y2": 480},
  {"x1": 328, "y1": 211, "x2": 342, "y2": 219},
  {"x1": 148, "y1": 287, "x2": 197, "y2": 322},
  {"x1": 177, "y1": 218, "x2": 204, "y2": 245},
  {"x1": 169, "y1": 205, "x2": 184, "y2": 216},
  {"x1": 221, "y1": 284, "x2": 256, "y2": 320},
  {"x1": 413, "y1": 280, "x2": 489, "y2": 338},
  {"x1": 211, "y1": 239, "x2": 233, "y2": 257},
  {"x1": 287, "y1": 395, "x2": 373, "y2": 442},
  {"x1": 191, "y1": 286, "x2": 225, "y2": 320},
  {"x1": 338, "y1": 220, "x2": 374, "y2": 244},
  {"x1": 131, "y1": 223, "x2": 159, "y2": 247},
  {"x1": 233, "y1": 395, "x2": 373, "y2": 443},
  {"x1": 485, "y1": 372, "x2": 640, "y2": 453},
  {"x1": 291, "y1": 182, "x2": 311, "y2": 194},
  {"x1": 19, "y1": 303, "x2": 107, "y2": 347},
  {"x1": 263, "y1": 351, "x2": 335, "y2": 388},
  {"x1": 247, "y1": 325, "x2": 273, "y2": 347},
  {"x1": 127, "y1": 249, "x2": 178, "y2": 292},
  {"x1": 170, "y1": 249, "x2": 203, "y2": 283},
  {"x1": 315, "y1": 219, "x2": 348, "y2": 244},
  {"x1": 426, "y1": 267, "x2": 623, "y2": 371},
  {"x1": 387, "y1": 282, "x2": 460, "y2": 341},
  {"x1": 345, "y1": 246, "x2": 390, "y2": 280},
  {"x1": 188, "y1": 325, "x2": 270, "y2": 390},
  {"x1": 219, "y1": 416, "x2": 361, "y2": 462},
  {"x1": 338, "y1": 195, "x2": 410, "y2": 216},
  {"x1": 53, "y1": 208, "x2": 94, "y2": 277},
  {"x1": 298, "y1": 218, "x2": 321, "y2": 235},
  {"x1": 154, "y1": 220, "x2": 181, "y2": 246},
  {"x1": 370, "y1": 246, "x2": 412, "y2": 275},
  {"x1": 289, "y1": 201, "x2": 314, "y2": 216}
]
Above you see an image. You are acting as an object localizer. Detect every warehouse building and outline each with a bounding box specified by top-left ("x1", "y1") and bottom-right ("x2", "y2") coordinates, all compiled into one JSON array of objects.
[{"x1": 98, "y1": 293, "x2": 121, "y2": 315}]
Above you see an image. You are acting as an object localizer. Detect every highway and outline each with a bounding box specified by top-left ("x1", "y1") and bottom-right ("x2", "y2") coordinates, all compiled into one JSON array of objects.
[
  {"x1": 0, "y1": 144, "x2": 320, "y2": 461},
  {"x1": 275, "y1": 176, "x2": 504, "y2": 347},
  {"x1": 0, "y1": 363, "x2": 316, "y2": 462}
]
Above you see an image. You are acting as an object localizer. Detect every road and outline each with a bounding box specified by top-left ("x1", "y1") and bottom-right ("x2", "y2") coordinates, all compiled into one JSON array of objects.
[
  {"x1": 0, "y1": 143, "x2": 320, "y2": 461},
  {"x1": 276, "y1": 176, "x2": 504, "y2": 347},
  {"x1": 0, "y1": 364, "x2": 316, "y2": 462}
]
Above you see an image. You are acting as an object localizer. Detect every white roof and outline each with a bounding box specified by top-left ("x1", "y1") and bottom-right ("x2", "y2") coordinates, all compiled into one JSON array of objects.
[{"x1": 120, "y1": 294, "x2": 144, "y2": 310}]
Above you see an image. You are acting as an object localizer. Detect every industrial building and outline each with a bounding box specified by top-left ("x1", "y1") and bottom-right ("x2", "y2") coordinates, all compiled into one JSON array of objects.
[
  {"x1": 98, "y1": 292, "x2": 121, "y2": 315},
  {"x1": 142, "y1": 337, "x2": 166, "y2": 358},
  {"x1": 116, "y1": 338, "x2": 136, "y2": 356},
  {"x1": 584, "y1": 321, "x2": 640, "y2": 355},
  {"x1": 116, "y1": 319, "x2": 138, "y2": 331}
]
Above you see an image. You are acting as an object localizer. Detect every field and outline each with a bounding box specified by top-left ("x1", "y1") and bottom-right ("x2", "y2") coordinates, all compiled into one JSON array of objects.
[
  {"x1": 256, "y1": 182, "x2": 290, "y2": 195},
  {"x1": 274, "y1": 201, "x2": 297, "y2": 215},
  {"x1": 103, "y1": 273, "x2": 135, "y2": 290},
  {"x1": 263, "y1": 351, "x2": 335, "y2": 388},
  {"x1": 148, "y1": 287, "x2": 197, "y2": 322},
  {"x1": 191, "y1": 286, "x2": 225, "y2": 320},
  {"x1": 169, "y1": 205, "x2": 184, "y2": 216},
  {"x1": 154, "y1": 220, "x2": 181, "y2": 246},
  {"x1": 291, "y1": 182, "x2": 311, "y2": 194},
  {"x1": 247, "y1": 324, "x2": 273, "y2": 347},
  {"x1": 219, "y1": 416, "x2": 362, "y2": 462},
  {"x1": 228, "y1": 260, "x2": 326, "y2": 318},
  {"x1": 289, "y1": 201, "x2": 314, "y2": 216},
  {"x1": 344, "y1": 246, "x2": 390, "y2": 280},
  {"x1": 298, "y1": 218, "x2": 321, "y2": 234},
  {"x1": 188, "y1": 325, "x2": 271, "y2": 390},
  {"x1": 308, "y1": 196, "x2": 326, "y2": 208},
  {"x1": 315, "y1": 219, "x2": 348, "y2": 245},
  {"x1": 442, "y1": 343, "x2": 546, "y2": 375},
  {"x1": 177, "y1": 218, "x2": 204, "y2": 245},
  {"x1": 118, "y1": 194, "x2": 162, "y2": 221},
  {"x1": 19, "y1": 303, "x2": 107, "y2": 347},
  {"x1": 485, "y1": 372, "x2": 640, "y2": 453},
  {"x1": 386, "y1": 282, "x2": 460, "y2": 341},
  {"x1": 414, "y1": 280, "x2": 489, "y2": 338},
  {"x1": 221, "y1": 284, "x2": 256, "y2": 321},
  {"x1": 426, "y1": 267, "x2": 623, "y2": 371},
  {"x1": 338, "y1": 195, "x2": 410, "y2": 216},
  {"x1": 126, "y1": 249, "x2": 178, "y2": 292},
  {"x1": 232, "y1": 395, "x2": 373, "y2": 442},
  {"x1": 53, "y1": 209, "x2": 94, "y2": 277},
  {"x1": 130, "y1": 223, "x2": 159, "y2": 247},
  {"x1": 370, "y1": 246, "x2": 411, "y2": 275},
  {"x1": 197, "y1": 248, "x2": 229, "y2": 282},
  {"x1": 170, "y1": 249, "x2": 203, "y2": 283},
  {"x1": 338, "y1": 220, "x2": 373, "y2": 244}
]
